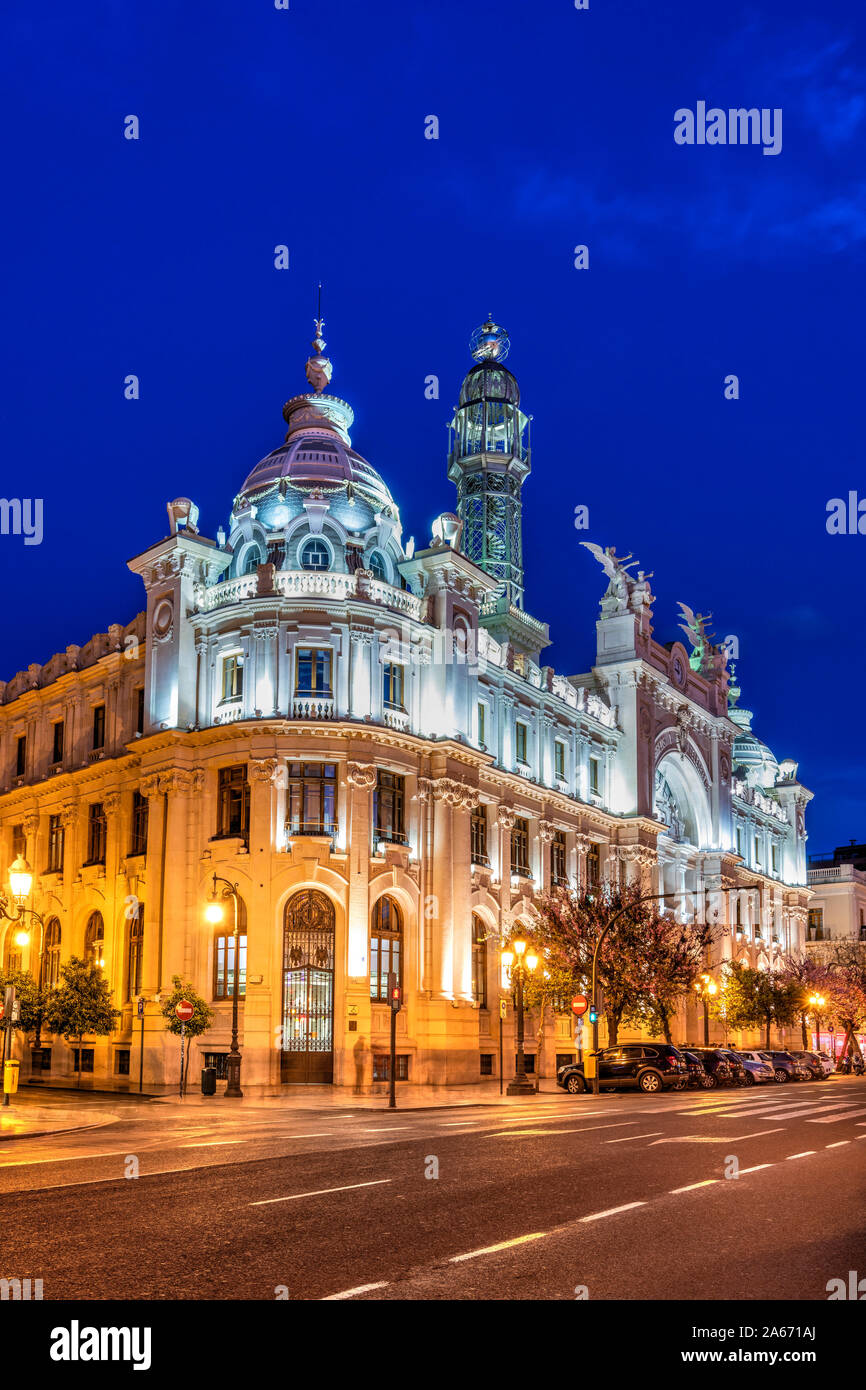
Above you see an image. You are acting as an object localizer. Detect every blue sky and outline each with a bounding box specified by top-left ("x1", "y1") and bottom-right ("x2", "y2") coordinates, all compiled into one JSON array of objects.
[{"x1": 1, "y1": 0, "x2": 863, "y2": 850}]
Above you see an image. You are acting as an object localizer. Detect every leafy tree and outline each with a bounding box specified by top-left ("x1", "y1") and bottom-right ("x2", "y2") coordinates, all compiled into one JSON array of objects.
[
  {"x1": 713, "y1": 961, "x2": 800, "y2": 1048},
  {"x1": 0, "y1": 968, "x2": 43, "y2": 1035},
  {"x1": 42, "y1": 956, "x2": 120, "y2": 1087},
  {"x1": 160, "y1": 975, "x2": 214, "y2": 1093},
  {"x1": 822, "y1": 943, "x2": 866, "y2": 1062},
  {"x1": 532, "y1": 881, "x2": 712, "y2": 1045},
  {"x1": 521, "y1": 958, "x2": 580, "y2": 1073},
  {"x1": 777, "y1": 954, "x2": 834, "y2": 1047}
]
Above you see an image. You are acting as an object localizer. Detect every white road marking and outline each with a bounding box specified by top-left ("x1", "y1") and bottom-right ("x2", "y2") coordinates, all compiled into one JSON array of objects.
[
  {"x1": 499, "y1": 1110, "x2": 608, "y2": 1124},
  {"x1": 786, "y1": 1151, "x2": 816, "y2": 1159},
  {"x1": 284, "y1": 1133, "x2": 334, "y2": 1138},
  {"x1": 669, "y1": 1179, "x2": 719, "y2": 1193},
  {"x1": 181, "y1": 1140, "x2": 246, "y2": 1148},
  {"x1": 808, "y1": 1109, "x2": 866, "y2": 1123},
  {"x1": 322, "y1": 1282, "x2": 390, "y2": 1300},
  {"x1": 450, "y1": 1233, "x2": 547, "y2": 1262},
  {"x1": 249, "y1": 1179, "x2": 392, "y2": 1206},
  {"x1": 826, "y1": 1141, "x2": 851, "y2": 1148},
  {"x1": 651, "y1": 1128, "x2": 784, "y2": 1144},
  {"x1": 580, "y1": 1201, "x2": 646, "y2": 1222},
  {"x1": 493, "y1": 1121, "x2": 637, "y2": 1137},
  {"x1": 363, "y1": 1127, "x2": 410, "y2": 1132},
  {"x1": 0, "y1": 1149, "x2": 132, "y2": 1169},
  {"x1": 604, "y1": 1132, "x2": 664, "y2": 1143},
  {"x1": 738, "y1": 1164, "x2": 774, "y2": 1174}
]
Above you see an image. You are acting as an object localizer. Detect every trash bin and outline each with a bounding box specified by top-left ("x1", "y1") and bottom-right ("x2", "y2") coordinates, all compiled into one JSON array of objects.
[
  {"x1": 201, "y1": 1066, "x2": 217, "y2": 1096},
  {"x1": 4, "y1": 1060, "x2": 20, "y2": 1094}
]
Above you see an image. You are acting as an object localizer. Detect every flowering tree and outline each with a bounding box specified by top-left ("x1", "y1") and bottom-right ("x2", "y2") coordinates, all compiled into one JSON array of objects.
[
  {"x1": 823, "y1": 944, "x2": 866, "y2": 1062},
  {"x1": 532, "y1": 880, "x2": 714, "y2": 1045},
  {"x1": 777, "y1": 954, "x2": 835, "y2": 1046}
]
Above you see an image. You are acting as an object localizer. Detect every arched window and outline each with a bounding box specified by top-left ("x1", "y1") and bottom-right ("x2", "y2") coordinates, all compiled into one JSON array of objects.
[
  {"x1": 3, "y1": 932, "x2": 21, "y2": 974},
  {"x1": 84, "y1": 911, "x2": 105, "y2": 968},
  {"x1": 213, "y1": 896, "x2": 247, "y2": 1001},
  {"x1": 300, "y1": 537, "x2": 330, "y2": 572},
  {"x1": 471, "y1": 913, "x2": 488, "y2": 1009},
  {"x1": 242, "y1": 546, "x2": 262, "y2": 575},
  {"x1": 127, "y1": 905, "x2": 144, "y2": 1001},
  {"x1": 368, "y1": 550, "x2": 387, "y2": 582},
  {"x1": 42, "y1": 918, "x2": 61, "y2": 988},
  {"x1": 370, "y1": 895, "x2": 402, "y2": 1002}
]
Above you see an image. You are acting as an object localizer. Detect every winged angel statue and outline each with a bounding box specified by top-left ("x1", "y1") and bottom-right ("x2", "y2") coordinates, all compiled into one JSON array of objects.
[{"x1": 581, "y1": 542, "x2": 654, "y2": 616}]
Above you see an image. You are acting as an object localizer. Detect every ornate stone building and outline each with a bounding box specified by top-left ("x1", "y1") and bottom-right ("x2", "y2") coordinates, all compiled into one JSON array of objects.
[{"x1": 0, "y1": 318, "x2": 812, "y2": 1089}]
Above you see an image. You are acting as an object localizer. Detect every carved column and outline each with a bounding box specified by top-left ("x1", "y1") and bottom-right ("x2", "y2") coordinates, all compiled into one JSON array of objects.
[
  {"x1": 538, "y1": 819, "x2": 557, "y2": 893},
  {"x1": 496, "y1": 805, "x2": 515, "y2": 918}
]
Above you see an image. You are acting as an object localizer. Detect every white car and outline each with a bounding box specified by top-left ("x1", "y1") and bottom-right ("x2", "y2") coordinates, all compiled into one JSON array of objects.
[
  {"x1": 815, "y1": 1050, "x2": 835, "y2": 1076},
  {"x1": 735, "y1": 1050, "x2": 775, "y2": 1084}
]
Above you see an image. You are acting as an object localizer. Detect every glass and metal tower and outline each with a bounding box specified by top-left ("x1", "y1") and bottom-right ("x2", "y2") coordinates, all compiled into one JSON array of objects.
[{"x1": 447, "y1": 319, "x2": 531, "y2": 609}]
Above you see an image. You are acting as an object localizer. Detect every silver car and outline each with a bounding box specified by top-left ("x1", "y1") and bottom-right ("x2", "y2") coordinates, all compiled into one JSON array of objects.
[{"x1": 735, "y1": 1050, "x2": 775, "y2": 1084}]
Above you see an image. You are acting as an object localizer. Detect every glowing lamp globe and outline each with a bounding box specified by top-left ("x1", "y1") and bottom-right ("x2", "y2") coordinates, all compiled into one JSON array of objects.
[
  {"x1": 204, "y1": 901, "x2": 224, "y2": 925},
  {"x1": 8, "y1": 856, "x2": 32, "y2": 901}
]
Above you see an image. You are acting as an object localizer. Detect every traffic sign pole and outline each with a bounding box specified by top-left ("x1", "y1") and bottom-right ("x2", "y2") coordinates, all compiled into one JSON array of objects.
[
  {"x1": 175, "y1": 1000, "x2": 195, "y2": 1098},
  {"x1": 137, "y1": 997, "x2": 145, "y2": 1094}
]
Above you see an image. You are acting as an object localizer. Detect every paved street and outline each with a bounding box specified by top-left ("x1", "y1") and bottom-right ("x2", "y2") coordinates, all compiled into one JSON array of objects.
[{"x1": 0, "y1": 1078, "x2": 863, "y2": 1300}]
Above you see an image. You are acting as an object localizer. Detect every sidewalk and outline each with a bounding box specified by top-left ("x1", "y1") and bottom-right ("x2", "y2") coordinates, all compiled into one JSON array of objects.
[{"x1": 0, "y1": 1101, "x2": 119, "y2": 1143}]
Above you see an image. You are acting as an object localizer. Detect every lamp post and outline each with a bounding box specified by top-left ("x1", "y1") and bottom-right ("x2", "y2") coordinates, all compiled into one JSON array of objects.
[
  {"x1": 0, "y1": 857, "x2": 41, "y2": 1088},
  {"x1": 808, "y1": 993, "x2": 826, "y2": 1051},
  {"x1": 204, "y1": 874, "x2": 244, "y2": 1098},
  {"x1": 501, "y1": 938, "x2": 538, "y2": 1097},
  {"x1": 693, "y1": 973, "x2": 718, "y2": 1046}
]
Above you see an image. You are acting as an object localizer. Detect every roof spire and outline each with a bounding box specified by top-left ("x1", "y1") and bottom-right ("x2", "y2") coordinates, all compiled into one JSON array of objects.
[{"x1": 305, "y1": 283, "x2": 332, "y2": 393}]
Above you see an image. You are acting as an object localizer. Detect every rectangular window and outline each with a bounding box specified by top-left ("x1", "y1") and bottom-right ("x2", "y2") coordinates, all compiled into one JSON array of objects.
[
  {"x1": 511, "y1": 816, "x2": 530, "y2": 877},
  {"x1": 771, "y1": 843, "x2": 779, "y2": 873},
  {"x1": 470, "y1": 803, "x2": 488, "y2": 865},
  {"x1": 52, "y1": 721, "x2": 64, "y2": 765},
  {"x1": 221, "y1": 654, "x2": 244, "y2": 703},
  {"x1": 92, "y1": 704, "x2": 106, "y2": 751},
  {"x1": 135, "y1": 687, "x2": 145, "y2": 735},
  {"x1": 736, "y1": 826, "x2": 743, "y2": 857},
  {"x1": 477, "y1": 702, "x2": 486, "y2": 747},
  {"x1": 586, "y1": 842, "x2": 600, "y2": 888},
  {"x1": 114, "y1": 1050, "x2": 131, "y2": 1076},
  {"x1": 127, "y1": 905, "x2": 144, "y2": 1001},
  {"x1": 515, "y1": 721, "x2": 528, "y2": 764},
  {"x1": 807, "y1": 908, "x2": 824, "y2": 943},
  {"x1": 374, "y1": 770, "x2": 406, "y2": 845},
  {"x1": 551, "y1": 830, "x2": 567, "y2": 885},
  {"x1": 15, "y1": 735, "x2": 26, "y2": 777},
  {"x1": 86, "y1": 803, "x2": 107, "y2": 865},
  {"x1": 286, "y1": 763, "x2": 337, "y2": 836},
  {"x1": 554, "y1": 740, "x2": 566, "y2": 780},
  {"x1": 46, "y1": 815, "x2": 64, "y2": 874},
  {"x1": 38, "y1": 1049, "x2": 51, "y2": 1074},
  {"x1": 472, "y1": 918, "x2": 488, "y2": 1009},
  {"x1": 217, "y1": 765, "x2": 249, "y2": 840},
  {"x1": 754, "y1": 834, "x2": 762, "y2": 866},
  {"x1": 383, "y1": 662, "x2": 405, "y2": 710},
  {"x1": 295, "y1": 648, "x2": 332, "y2": 696},
  {"x1": 130, "y1": 791, "x2": 149, "y2": 856},
  {"x1": 203, "y1": 1052, "x2": 229, "y2": 1080},
  {"x1": 214, "y1": 932, "x2": 247, "y2": 1000},
  {"x1": 480, "y1": 1053, "x2": 494, "y2": 1077},
  {"x1": 556, "y1": 1053, "x2": 576, "y2": 1069},
  {"x1": 11, "y1": 824, "x2": 25, "y2": 860},
  {"x1": 72, "y1": 1048, "x2": 94, "y2": 1074},
  {"x1": 589, "y1": 756, "x2": 600, "y2": 795},
  {"x1": 372, "y1": 1054, "x2": 409, "y2": 1082},
  {"x1": 369, "y1": 932, "x2": 401, "y2": 1004}
]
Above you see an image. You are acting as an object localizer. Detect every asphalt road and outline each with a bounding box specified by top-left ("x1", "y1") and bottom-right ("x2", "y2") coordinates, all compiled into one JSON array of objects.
[{"x1": 1, "y1": 1079, "x2": 864, "y2": 1300}]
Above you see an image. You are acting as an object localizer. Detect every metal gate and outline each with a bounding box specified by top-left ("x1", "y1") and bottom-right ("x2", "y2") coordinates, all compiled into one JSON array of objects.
[{"x1": 281, "y1": 890, "x2": 335, "y2": 1084}]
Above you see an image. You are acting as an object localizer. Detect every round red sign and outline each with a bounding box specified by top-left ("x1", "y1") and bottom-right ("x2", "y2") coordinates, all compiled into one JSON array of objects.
[
  {"x1": 175, "y1": 1000, "x2": 194, "y2": 1023},
  {"x1": 571, "y1": 994, "x2": 589, "y2": 1017}
]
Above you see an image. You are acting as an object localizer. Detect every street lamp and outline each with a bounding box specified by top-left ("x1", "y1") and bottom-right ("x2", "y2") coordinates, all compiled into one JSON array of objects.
[
  {"x1": 808, "y1": 993, "x2": 826, "y2": 1050},
  {"x1": 0, "y1": 858, "x2": 49, "y2": 1085},
  {"x1": 204, "y1": 875, "x2": 244, "y2": 1098},
  {"x1": 693, "y1": 973, "x2": 718, "y2": 1046},
  {"x1": 501, "y1": 936, "x2": 538, "y2": 1096}
]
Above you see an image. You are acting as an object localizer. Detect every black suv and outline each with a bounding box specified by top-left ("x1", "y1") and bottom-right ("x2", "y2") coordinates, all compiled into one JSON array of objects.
[
  {"x1": 556, "y1": 1044, "x2": 687, "y2": 1096},
  {"x1": 717, "y1": 1048, "x2": 749, "y2": 1085},
  {"x1": 684, "y1": 1048, "x2": 733, "y2": 1087},
  {"x1": 759, "y1": 1050, "x2": 812, "y2": 1083}
]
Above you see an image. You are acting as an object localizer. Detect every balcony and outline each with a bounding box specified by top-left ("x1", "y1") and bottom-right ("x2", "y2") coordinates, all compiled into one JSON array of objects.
[
  {"x1": 195, "y1": 568, "x2": 422, "y2": 621},
  {"x1": 292, "y1": 695, "x2": 335, "y2": 720},
  {"x1": 285, "y1": 821, "x2": 338, "y2": 845},
  {"x1": 383, "y1": 705, "x2": 410, "y2": 732}
]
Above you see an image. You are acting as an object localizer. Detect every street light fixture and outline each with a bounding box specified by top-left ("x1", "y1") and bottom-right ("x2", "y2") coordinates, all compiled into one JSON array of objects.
[
  {"x1": 501, "y1": 937, "x2": 538, "y2": 1096},
  {"x1": 0, "y1": 859, "x2": 48, "y2": 1081},
  {"x1": 693, "y1": 973, "x2": 718, "y2": 1046},
  {"x1": 808, "y1": 992, "x2": 826, "y2": 1049},
  {"x1": 204, "y1": 874, "x2": 244, "y2": 1098}
]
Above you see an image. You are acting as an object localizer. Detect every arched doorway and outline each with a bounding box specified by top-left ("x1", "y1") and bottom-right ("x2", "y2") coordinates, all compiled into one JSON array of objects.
[{"x1": 281, "y1": 890, "x2": 336, "y2": 1084}]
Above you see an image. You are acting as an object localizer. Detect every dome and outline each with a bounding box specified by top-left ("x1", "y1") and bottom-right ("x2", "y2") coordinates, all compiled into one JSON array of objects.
[
  {"x1": 733, "y1": 731, "x2": 780, "y2": 789},
  {"x1": 238, "y1": 429, "x2": 397, "y2": 515},
  {"x1": 458, "y1": 361, "x2": 521, "y2": 408}
]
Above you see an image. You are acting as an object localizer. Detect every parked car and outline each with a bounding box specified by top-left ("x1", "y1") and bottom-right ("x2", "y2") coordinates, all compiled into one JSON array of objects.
[
  {"x1": 815, "y1": 1051, "x2": 835, "y2": 1077},
  {"x1": 717, "y1": 1048, "x2": 749, "y2": 1085},
  {"x1": 681, "y1": 1050, "x2": 714, "y2": 1089},
  {"x1": 682, "y1": 1048, "x2": 734, "y2": 1088},
  {"x1": 734, "y1": 1050, "x2": 775, "y2": 1085},
  {"x1": 556, "y1": 1043, "x2": 688, "y2": 1095},
  {"x1": 789, "y1": 1050, "x2": 827, "y2": 1080},
  {"x1": 758, "y1": 1049, "x2": 812, "y2": 1082}
]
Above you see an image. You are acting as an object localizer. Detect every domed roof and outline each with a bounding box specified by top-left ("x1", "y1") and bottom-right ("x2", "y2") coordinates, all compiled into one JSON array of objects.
[
  {"x1": 733, "y1": 731, "x2": 780, "y2": 789},
  {"x1": 458, "y1": 361, "x2": 521, "y2": 408},
  {"x1": 239, "y1": 430, "x2": 396, "y2": 513}
]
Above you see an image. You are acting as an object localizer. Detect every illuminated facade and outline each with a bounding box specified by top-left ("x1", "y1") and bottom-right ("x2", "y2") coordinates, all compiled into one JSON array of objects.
[{"x1": 0, "y1": 319, "x2": 812, "y2": 1089}]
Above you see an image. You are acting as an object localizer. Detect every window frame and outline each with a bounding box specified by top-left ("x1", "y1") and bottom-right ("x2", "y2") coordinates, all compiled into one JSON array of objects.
[
  {"x1": 216, "y1": 764, "x2": 250, "y2": 841},
  {"x1": 46, "y1": 815, "x2": 64, "y2": 874},
  {"x1": 294, "y1": 648, "x2": 333, "y2": 697},
  {"x1": 373, "y1": 770, "x2": 407, "y2": 846},
  {"x1": 370, "y1": 895, "x2": 403, "y2": 1003},
  {"x1": 92, "y1": 704, "x2": 106, "y2": 751},
  {"x1": 85, "y1": 802, "x2": 107, "y2": 866},
  {"x1": 511, "y1": 816, "x2": 531, "y2": 877},
  {"x1": 382, "y1": 661, "x2": 405, "y2": 711},
  {"x1": 515, "y1": 721, "x2": 528, "y2": 765}
]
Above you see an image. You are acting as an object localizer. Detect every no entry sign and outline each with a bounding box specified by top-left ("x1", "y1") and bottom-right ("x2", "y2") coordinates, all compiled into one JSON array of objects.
[
  {"x1": 571, "y1": 994, "x2": 589, "y2": 1017},
  {"x1": 175, "y1": 1000, "x2": 194, "y2": 1024}
]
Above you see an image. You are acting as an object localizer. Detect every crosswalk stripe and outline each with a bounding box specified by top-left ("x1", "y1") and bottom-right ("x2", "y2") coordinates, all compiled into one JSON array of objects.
[{"x1": 808, "y1": 1108, "x2": 866, "y2": 1123}]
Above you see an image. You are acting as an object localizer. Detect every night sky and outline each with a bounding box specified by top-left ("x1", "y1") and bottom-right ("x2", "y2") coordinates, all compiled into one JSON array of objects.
[{"x1": 1, "y1": 0, "x2": 863, "y2": 852}]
